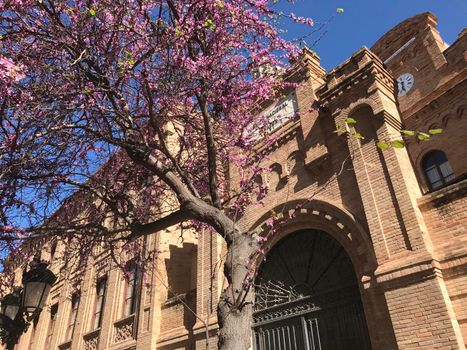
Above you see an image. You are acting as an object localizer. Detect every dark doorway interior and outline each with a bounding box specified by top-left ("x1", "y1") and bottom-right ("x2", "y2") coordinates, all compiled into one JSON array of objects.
[{"x1": 253, "y1": 229, "x2": 371, "y2": 350}]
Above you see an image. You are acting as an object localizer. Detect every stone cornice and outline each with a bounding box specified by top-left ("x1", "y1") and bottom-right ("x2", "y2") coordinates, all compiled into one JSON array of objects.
[
  {"x1": 377, "y1": 110, "x2": 403, "y2": 132},
  {"x1": 360, "y1": 251, "x2": 443, "y2": 291},
  {"x1": 318, "y1": 48, "x2": 395, "y2": 105},
  {"x1": 286, "y1": 47, "x2": 326, "y2": 83},
  {"x1": 252, "y1": 118, "x2": 301, "y2": 159},
  {"x1": 417, "y1": 177, "x2": 467, "y2": 210}
]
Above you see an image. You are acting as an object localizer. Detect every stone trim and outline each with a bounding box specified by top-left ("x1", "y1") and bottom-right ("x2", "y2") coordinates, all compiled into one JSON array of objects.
[
  {"x1": 249, "y1": 198, "x2": 377, "y2": 276},
  {"x1": 82, "y1": 328, "x2": 100, "y2": 350},
  {"x1": 418, "y1": 177, "x2": 467, "y2": 209},
  {"x1": 319, "y1": 49, "x2": 394, "y2": 105},
  {"x1": 57, "y1": 340, "x2": 72, "y2": 350},
  {"x1": 252, "y1": 118, "x2": 301, "y2": 158},
  {"x1": 113, "y1": 314, "x2": 135, "y2": 344}
]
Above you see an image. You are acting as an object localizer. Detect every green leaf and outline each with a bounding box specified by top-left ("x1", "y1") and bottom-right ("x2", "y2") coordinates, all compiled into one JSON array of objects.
[
  {"x1": 377, "y1": 141, "x2": 389, "y2": 150},
  {"x1": 175, "y1": 29, "x2": 182, "y2": 36},
  {"x1": 204, "y1": 19, "x2": 213, "y2": 27},
  {"x1": 217, "y1": 1, "x2": 224, "y2": 8},
  {"x1": 391, "y1": 140, "x2": 405, "y2": 148},
  {"x1": 417, "y1": 132, "x2": 431, "y2": 141},
  {"x1": 428, "y1": 128, "x2": 443, "y2": 135},
  {"x1": 88, "y1": 8, "x2": 96, "y2": 16},
  {"x1": 353, "y1": 132, "x2": 364, "y2": 140},
  {"x1": 336, "y1": 8, "x2": 344, "y2": 13},
  {"x1": 400, "y1": 130, "x2": 415, "y2": 136},
  {"x1": 345, "y1": 117, "x2": 357, "y2": 125}
]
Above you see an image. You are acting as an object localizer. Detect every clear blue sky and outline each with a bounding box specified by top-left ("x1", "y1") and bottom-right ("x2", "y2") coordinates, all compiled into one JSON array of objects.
[{"x1": 278, "y1": 0, "x2": 466, "y2": 70}]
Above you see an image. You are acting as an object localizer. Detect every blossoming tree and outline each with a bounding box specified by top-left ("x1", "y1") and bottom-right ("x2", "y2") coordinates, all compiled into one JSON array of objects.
[{"x1": 0, "y1": 0, "x2": 317, "y2": 348}]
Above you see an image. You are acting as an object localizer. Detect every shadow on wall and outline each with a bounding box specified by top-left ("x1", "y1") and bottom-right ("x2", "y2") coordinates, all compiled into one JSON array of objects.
[{"x1": 162, "y1": 242, "x2": 198, "y2": 347}]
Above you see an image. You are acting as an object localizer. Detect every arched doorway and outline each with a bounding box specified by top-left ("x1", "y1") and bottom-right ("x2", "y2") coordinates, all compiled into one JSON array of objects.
[{"x1": 253, "y1": 229, "x2": 371, "y2": 350}]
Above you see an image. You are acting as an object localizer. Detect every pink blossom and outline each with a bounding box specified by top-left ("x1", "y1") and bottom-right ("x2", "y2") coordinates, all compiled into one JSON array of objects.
[{"x1": 0, "y1": 57, "x2": 25, "y2": 82}]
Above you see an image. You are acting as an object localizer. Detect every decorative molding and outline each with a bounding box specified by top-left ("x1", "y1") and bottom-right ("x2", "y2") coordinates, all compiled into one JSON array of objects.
[
  {"x1": 378, "y1": 110, "x2": 403, "y2": 131},
  {"x1": 58, "y1": 340, "x2": 72, "y2": 350},
  {"x1": 253, "y1": 119, "x2": 301, "y2": 159},
  {"x1": 318, "y1": 49, "x2": 395, "y2": 106},
  {"x1": 417, "y1": 177, "x2": 467, "y2": 210},
  {"x1": 373, "y1": 255, "x2": 439, "y2": 286},
  {"x1": 95, "y1": 254, "x2": 112, "y2": 278},
  {"x1": 250, "y1": 198, "x2": 377, "y2": 276},
  {"x1": 253, "y1": 286, "x2": 359, "y2": 326},
  {"x1": 83, "y1": 329, "x2": 100, "y2": 350},
  {"x1": 113, "y1": 314, "x2": 135, "y2": 344},
  {"x1": 403, "y1": 69, "x2": 467, "y2": 119}
]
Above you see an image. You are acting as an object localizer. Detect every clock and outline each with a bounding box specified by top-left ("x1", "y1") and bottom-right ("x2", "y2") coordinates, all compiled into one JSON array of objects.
[{"x1": 396, "y1": 73, "x2": 414, "y2": 96}]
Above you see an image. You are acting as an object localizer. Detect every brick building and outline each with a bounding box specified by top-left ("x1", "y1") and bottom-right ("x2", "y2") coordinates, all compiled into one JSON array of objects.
[{"x1": 9, "y1": 12, "x2": 467, "y2": 350}]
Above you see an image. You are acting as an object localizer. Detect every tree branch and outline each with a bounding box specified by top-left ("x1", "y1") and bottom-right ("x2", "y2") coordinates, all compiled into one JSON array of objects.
[
  {"x1": 197, "y1": 92, "x2": 222, "y2": 209},
  {"x1": 129, "y1": 209, "x2": 189, "y2": 238}
]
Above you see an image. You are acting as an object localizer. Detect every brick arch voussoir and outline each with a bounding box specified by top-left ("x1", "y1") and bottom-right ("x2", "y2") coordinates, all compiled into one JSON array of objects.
[
  {"x1": 250, "y1": 198, "x2": 377, "y2": 278},
  {"x1": 340, "y1": 99, "x2": 383, "y2": 121}
]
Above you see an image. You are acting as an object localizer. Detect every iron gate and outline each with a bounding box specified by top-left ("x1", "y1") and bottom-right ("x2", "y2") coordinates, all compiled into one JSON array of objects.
[
  {"x1": 253, "y1": 230, "x2": 372, "y2": 350},
  {"x1": 253, "y1": 288, "x2": 371, "y2": 350}
]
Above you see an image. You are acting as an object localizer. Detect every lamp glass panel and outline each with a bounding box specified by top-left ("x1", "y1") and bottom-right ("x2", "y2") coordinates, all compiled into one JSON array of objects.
[
  {"x1": 39, "y1": 285, "x2": 52, "y2": 309},
  {"x1": 4, "y1": 304, "x2": 20, "y2": 320},
  {"x1": 23, "y1": 282, "x2": 51, "y2": 311}
]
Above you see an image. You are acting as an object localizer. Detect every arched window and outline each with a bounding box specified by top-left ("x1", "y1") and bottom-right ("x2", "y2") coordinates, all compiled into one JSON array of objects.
[{"x1": 422, "y1": 150, "x2": 455, "y2": 190}]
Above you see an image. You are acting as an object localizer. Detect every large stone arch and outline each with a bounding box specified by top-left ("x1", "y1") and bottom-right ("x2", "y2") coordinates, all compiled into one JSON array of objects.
[
  {"x1": 250, "y1": 198, "x2": 377, "y2": 278},
  {"x1": 249, "y1": 199, "x2": 398, "y2": 349}
]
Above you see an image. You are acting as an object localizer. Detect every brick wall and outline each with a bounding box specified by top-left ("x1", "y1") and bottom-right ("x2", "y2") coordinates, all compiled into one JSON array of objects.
[{"x1": 9, "y1": 12, "x2": 467, "y2": 350}]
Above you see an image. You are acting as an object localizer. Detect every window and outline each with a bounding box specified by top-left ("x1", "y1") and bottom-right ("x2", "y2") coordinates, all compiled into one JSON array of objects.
[
  {"x1": 422, "y1": 150, "x2": 455, "y2": 190},
  {"x1": 44, "y1": 303, "x2": 59, "y2": 349},
  {"x1": 123, "y1": 265, "x2": 139, "y2": 317},
  {"x1": 93, "y1": 277, "x2": 107, "y2": 329},
  {"x1": 66, "y1": 293, "x2": 80, "y2": 340}
]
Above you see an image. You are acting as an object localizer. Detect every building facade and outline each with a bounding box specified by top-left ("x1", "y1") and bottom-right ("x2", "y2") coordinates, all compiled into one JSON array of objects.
[{"x1": 10, "y1": 12, "x2": 467, "y2": 350}]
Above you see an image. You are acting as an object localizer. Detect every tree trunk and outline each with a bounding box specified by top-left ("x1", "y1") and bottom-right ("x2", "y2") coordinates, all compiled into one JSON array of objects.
[
  {"x1": 217, "y1": 232, "x2": 257, "y2": 350},
  {"x1": 217, "y1": 285, "x2": 255, "y2": 350}
]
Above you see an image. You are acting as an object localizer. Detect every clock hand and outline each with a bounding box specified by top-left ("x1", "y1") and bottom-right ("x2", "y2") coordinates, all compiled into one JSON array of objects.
[{"x1": 400, "y1": 81, "x2": 406, "y2": 92}]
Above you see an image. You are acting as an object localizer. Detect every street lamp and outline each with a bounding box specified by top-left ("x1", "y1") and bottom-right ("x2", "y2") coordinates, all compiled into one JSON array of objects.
[
  {"x1": 0, "y1": 258, "x2": 57, "y2": 350},
  {"x1": 21, "y1": 260, "x2": 57, "y2": 320},
  {"x1": 0, "y1": 290, "x2": 21, "y2": 322}
]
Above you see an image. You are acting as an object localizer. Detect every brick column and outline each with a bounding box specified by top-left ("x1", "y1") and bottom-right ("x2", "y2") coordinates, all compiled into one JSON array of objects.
[
  {"x1": 293, "y1": 49, "x2": 329, "y2": 168},
  {"x1": 373, "y1": 110, "x2": 432, "y2": 252},
  {"x1": 345, "y1": 106, "x2": 405, "y2": 261},
  {"x1": 345, "y1": 105, "x2": 433, "y2": 261}
]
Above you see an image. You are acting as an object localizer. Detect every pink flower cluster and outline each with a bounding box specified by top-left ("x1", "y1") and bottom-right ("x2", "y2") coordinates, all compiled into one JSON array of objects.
[{"x1": 0, "y1": 57, "x2": 25, "y2": 82}]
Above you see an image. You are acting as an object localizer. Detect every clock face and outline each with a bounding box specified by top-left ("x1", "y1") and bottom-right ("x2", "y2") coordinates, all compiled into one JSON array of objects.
[{"x1": 396, "y1": 73, "x2": 414, "y2": 96}]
